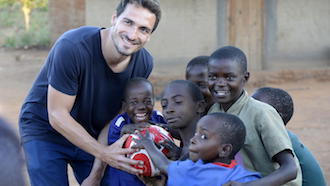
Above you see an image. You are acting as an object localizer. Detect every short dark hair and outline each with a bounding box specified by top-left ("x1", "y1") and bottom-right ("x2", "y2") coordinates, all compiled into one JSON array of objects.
[
  {"x1": 185, "y1": 55, "x2": 209, "y2": 78},
  {"x1": 209, "y1": 46, "x2": 247, "y2": 73},
  {"x1": 208, "y1": 112, "x2": 246, "y2": 159},
  {"x1": 169, "y1": 80, "x2": 204, "y2": 102},
  {"x1": 116, "y1": 0, "x2": 161, "y2": 32},
  {"x1": 0, "y1": 118, "x2": 25, "y2": 186},
  {"x1": 123, "y1": 77, "x2": 154, "y2": 101},
  {"x1": 252, "y1": 87, "x2": 294, "y2": 125}
]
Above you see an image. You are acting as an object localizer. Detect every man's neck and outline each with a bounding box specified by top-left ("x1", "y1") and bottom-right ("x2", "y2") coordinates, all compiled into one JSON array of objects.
[{"x1": 100, "y1": 28, "x2": 131, "y2": 73}]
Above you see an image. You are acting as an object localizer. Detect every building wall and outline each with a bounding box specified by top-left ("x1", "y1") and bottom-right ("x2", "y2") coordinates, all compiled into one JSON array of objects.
[
  {"x1": 49, "y1": 0, "x2": 85, "y2": 42},
  {"x1": 86, "y1": 0, "x2": 218, "y2": 66},
  {"x1": 56, "y1": 0, "x2": 330, "y2": 70},
  {"x1": 265, "y1": 0, "x2": 330, "y2": 69}
]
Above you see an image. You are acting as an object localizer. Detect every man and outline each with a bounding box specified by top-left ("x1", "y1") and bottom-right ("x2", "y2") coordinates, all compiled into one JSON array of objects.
[{"x1": 19, "y1": 0, "x2": 161, "y2": 185}]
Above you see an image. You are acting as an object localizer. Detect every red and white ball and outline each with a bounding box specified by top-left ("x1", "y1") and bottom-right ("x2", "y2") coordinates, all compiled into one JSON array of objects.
[{"x1": 124, "y1": 125, "x2": 174, "y2": 176}]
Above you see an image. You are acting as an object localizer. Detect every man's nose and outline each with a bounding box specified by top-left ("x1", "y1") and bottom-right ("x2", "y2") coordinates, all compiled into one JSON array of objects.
[{"x1": 126, "y1": 27, "x2": 138, "y2": 41}]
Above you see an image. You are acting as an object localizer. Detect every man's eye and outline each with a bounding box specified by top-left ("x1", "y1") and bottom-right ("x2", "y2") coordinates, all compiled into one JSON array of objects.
[{"x1": 201, "y1": 134, "x2": 207, "y2": 139}]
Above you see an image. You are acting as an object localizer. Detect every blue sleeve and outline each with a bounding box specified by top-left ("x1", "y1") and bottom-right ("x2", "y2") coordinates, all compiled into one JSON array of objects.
[
  {"x1": 108, "y1": 115, "x2": 127, "y2": 145},
  {"x1": 47, "y1": 39, "x2": 80, "y2": 95},
  {"x1": 151, "y1": 110, "x2": 167, "y2": 124}
]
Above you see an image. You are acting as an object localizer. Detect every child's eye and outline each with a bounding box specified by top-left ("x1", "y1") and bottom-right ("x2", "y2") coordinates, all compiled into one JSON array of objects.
[
  {"x1": 208, "y1": 75, "x2": 217, "y2": 81},
  {"x1": 129, "y1": 101, "x2": 138, "y2": 105}
]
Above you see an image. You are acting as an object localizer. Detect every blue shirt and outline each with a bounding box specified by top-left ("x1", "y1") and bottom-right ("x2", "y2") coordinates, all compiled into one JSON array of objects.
[
  {"x1": 19, "y1": 26, "x2": 153, "y2": 144},
  {"x1": 102, "y1": 110, "x2": 166, "y2": 186},
  {"x1": 168, "y1": 159, "x2": 261, "y2": 186},
  {"x1": 288, "y1": 131, "x2": 327, "y2": 186}
]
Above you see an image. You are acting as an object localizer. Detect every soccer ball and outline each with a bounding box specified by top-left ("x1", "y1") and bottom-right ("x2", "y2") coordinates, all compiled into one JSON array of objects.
[{"x1": 124, "y1": 125, "x2": 174, "y2": 176}]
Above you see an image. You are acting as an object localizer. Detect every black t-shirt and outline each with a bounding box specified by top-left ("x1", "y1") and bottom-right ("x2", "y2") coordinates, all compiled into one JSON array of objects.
[{"x1": 19, "y1": 26, "x2": 153, "y2": 144}]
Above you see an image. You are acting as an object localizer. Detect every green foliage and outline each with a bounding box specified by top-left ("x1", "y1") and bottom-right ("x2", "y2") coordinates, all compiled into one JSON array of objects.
[
  {"x1": 0, "y1": 1, "x2": 50, "y2": 48},
  {"x1": 0, "y1": 0, "x2": 15, "y2": 8}
]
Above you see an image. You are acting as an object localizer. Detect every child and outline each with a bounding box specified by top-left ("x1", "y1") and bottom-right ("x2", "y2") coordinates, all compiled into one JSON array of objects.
[
  {"x1": 252, "y1": 87, "x2": 327, "y2": 186},
  {"x1": 160, "y1": 80, "x2": 205, "y2": 160},
  {"x1": 0, "y1": 117, "x2": 26, "y2": 186},
  {"x1": 135, "y1": 112, "x2": 261, "y2": 185},
  {"x1": 207, "y1": 46, "x2": 302, "y2": 185},
  {"x1": 83, "y1": 77, "x2": 166, "y2": 186},
  {"x1": 185, "y1": 56, "x2": 214, "y2": 113}
]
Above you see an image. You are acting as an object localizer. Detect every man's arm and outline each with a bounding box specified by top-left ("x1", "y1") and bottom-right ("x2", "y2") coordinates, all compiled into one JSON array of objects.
[{"x1": 47, "y1": 85, "x2": 142, "y2": 175}]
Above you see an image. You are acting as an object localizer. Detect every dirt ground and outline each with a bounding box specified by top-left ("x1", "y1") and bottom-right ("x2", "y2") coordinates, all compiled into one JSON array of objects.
[{"x1": 0, "y1": 48, "x2": 329, "y2": 185}]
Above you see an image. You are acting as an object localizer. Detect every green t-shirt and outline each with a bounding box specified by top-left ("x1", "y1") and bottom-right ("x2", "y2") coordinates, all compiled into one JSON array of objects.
[{"x1": 209, "y1": 91, "x2": 302, "y2": 186}]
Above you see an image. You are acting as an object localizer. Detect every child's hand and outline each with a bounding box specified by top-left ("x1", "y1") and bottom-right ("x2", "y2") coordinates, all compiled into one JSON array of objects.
[
  {"x1": 159, "y1": 139, "x2": 181, "y2": 160},
  {"x1": 133, "y1": 130, "x2": 155, "y2": 149},
  {"x1": 223, "y1": 181, "x2": 246, "y2": 186},
  {"x1": 138, "y1": 174, "x2": 167, "y2": 186},
  {"x1": 120, "y1": 122, "x2": 151, "y2": 136}
]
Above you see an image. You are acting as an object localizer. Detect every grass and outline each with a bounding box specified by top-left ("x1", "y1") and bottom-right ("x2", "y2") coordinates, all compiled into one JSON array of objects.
[{"x1": 0, "y1": 3, "x2": 50, "y2": 49}]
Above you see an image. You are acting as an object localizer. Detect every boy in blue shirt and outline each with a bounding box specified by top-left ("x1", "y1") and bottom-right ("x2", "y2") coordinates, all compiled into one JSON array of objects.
[
  {"x1": 83, "y1": 77, "x2": 166, "y2": 186},
  {"x1": 135, "y1": 112, "x2": 261, "y2": 186},
  {"x1": 252, "y1": 87, "x2": 327, "y2": 186}
]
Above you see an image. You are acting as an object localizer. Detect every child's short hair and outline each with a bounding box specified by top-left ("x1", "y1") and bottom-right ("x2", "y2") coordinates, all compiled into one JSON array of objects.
[
  {"x1": 168, "y1": 80, "x2": 204, "y2": 102},
  {"x1": 123, "y1": 77, "x2": 154, "y2": 101},
  {"x1": 208, "y1": 112, "x2": 246, "y2": 158},
  {"x1": 252, "y1": 87, "x2": 294, "y2": 125},
  {"x1": 185, "y1": 56, "x2": 209, "y2": 74},
  {"x1": 209, "y1": 46, "x2": 247, "y2": 73}
]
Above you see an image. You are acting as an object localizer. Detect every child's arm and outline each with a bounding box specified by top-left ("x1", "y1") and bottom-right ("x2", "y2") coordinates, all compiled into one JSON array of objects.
[
  {"x1": 135, "y1": 131, "x2": 172, "y2": 174},
  {"x1": 81, "y1": 123, "x2": 109, "y2": 186},
  {"x1": 224, "y1": 150, "x2": 297, "y2": 186}
]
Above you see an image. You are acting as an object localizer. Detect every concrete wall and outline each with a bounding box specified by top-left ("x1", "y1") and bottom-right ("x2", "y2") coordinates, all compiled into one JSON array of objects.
[
  {"x1": 49, "y1": 0, "x2": 85, "y2": 42},
  {"x1": 265, "y1": 0, "x2": 330, "y2": 69},
  {"x1": 66, "y1": 0, "x2": 330, "y2": 70},
  {"x1": 86, "y1": 0, "x2": 218, "y2": 66}
]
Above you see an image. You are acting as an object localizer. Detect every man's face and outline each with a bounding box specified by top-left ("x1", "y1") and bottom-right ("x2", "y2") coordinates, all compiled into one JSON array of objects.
[
  {"x1": 161, "y1": 84, "x2": 197, "y2": 129},
  {"x1": 186, "y1": 65, "x2": 212, "y2": 103},
  {"x1": 125, "y1": 82, "x2": 154, "y2": 123},
  {"x1": 111, "y1": 3, "x2": 156, "y2": 56},
  {"x1": 208, "y1": 59, "x2": 248, "y2": 110}
]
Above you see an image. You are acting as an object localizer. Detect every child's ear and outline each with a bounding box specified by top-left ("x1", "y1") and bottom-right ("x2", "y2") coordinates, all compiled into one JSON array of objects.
[
  {"x1": 243, "y1": 71, "x2": 250, "y2": 82},
  {"x1": 196, "y1": 100, "x2": 206, "y2": 115},
  {"x1": 218, "y1": 144, "x2": 232, "y2": 158},
  {"x1": 122, "y1": 100, "x2": 127, "y2": 110}
]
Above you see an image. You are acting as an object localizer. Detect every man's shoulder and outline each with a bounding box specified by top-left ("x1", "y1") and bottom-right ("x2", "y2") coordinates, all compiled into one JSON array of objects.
[{"x1": 57, "y1": 26, "x2": 101, "y2": 44}]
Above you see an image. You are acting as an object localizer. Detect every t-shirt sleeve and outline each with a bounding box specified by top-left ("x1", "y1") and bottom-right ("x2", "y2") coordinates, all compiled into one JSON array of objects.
[
  {"x1": 256, "y1": 107, "x2": 293, "y2": 159},
  {"x1": 108, "y1": 115, "x2": 126, "y2": 145},
  {"x1": 47, "y1": 39, "x2": 80, "y2": 95}
]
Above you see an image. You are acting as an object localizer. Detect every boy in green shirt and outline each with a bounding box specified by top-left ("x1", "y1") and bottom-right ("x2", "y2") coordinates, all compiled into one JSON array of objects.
[{"x1": 207, "y1": 46, "x2": 302, "y2": 186}]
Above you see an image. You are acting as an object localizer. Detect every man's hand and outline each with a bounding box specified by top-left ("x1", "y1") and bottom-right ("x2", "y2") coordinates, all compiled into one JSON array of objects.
[{"x1": 100, "y1": 134, "x2": 144, "y2": 175}]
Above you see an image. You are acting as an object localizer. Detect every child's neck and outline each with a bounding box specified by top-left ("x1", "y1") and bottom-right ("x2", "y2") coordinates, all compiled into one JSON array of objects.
[
  {"x1": 179, "y1": 116, "x2": 199, "y2": 148},
  {"x1": 220, "y1": 91, "x2": 244, "y2": 111}
]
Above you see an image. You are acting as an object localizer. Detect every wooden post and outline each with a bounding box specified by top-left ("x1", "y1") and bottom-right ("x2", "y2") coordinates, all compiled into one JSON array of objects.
[
  {"x1": 227, "y1": 0, "x2": 264, "y2": 71},
  {"x1": 49, "y1": 0, "x2": 86, "y2": 44}
]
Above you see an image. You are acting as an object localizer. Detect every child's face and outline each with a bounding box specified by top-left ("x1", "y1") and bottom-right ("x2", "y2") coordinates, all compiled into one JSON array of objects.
[
  {"x1": 189, "y1": 115, "x2": 222, "y2": 162},
  {"x1": 208, "y1": 59, "x2": 248, "y2": 108},
  {"x1": 186, "y1": 65, "x2": 212, "y2": 102},
  {"x1": 124, "y1": 82, "x2": 154, "y2": 123},
  {"x1": 161, "y1": 83, "x2": 198, "y2": 129}
]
